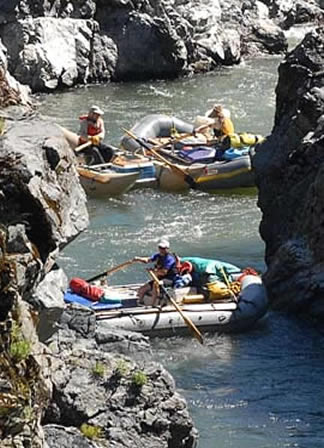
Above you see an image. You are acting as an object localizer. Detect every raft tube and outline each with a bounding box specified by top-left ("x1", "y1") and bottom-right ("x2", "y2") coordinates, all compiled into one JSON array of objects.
[{"x1": 121, "y1": 114, "x2": 194, "y2": 152}]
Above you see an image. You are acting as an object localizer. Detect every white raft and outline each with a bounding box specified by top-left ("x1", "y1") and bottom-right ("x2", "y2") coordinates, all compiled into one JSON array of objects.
[{"x1": 96, "y1": 275, "x2": 268, "y2": 337}]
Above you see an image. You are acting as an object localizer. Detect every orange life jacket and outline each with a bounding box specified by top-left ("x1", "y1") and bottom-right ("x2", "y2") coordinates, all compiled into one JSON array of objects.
[{"x1": 79, "y1": 115, "x2": 103, "y2": 136}]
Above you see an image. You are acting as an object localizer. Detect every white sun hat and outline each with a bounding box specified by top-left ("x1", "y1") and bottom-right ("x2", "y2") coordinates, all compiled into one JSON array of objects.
[{"x1": 89, "y1": 105, "x2": 104, "y2": 115}]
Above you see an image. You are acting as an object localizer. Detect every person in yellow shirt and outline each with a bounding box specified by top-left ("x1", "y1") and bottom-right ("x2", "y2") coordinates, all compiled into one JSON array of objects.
[{"x1": 206, "y1": 104, "x2": 235, "y2": 140}]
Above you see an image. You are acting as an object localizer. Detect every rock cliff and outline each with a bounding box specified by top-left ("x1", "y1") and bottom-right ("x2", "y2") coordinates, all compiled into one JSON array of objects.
[
  {"x1": 254, "y1": 26, "x2": 324, "y2": 321},
  {"x1": 1, "y1": 0, "x2": 322, "y2": 92},
  {"x1": 0, "y1": 103, "x2": 198, "y2": 446}
]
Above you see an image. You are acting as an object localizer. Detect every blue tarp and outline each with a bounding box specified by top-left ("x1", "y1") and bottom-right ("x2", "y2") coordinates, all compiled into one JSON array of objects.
[{"x1": 64, "y1": 290, "x2": 123, "y2": 310}]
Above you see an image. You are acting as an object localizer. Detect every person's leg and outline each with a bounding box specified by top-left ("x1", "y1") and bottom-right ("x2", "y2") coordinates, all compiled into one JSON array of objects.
[
  {"x1": 151, "y1": 282, "x2": 162, "y2": 306},
  {"x1": 98, "y1": 143, "x2": 116, "y2": 163},
  {"x1": 137, "y1": 282, "x2": 152, "y2": 304}
]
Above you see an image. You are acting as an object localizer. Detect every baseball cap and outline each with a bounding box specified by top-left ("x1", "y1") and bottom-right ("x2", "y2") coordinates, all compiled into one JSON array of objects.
[{"x1": 158, "y1": 239, "x2": 170, "y2": 249}]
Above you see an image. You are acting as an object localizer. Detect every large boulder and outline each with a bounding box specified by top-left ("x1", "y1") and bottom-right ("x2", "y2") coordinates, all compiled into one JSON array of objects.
[
  {"x1": 262, "y1": 0, "x2": 324, "y2": 28},
  {"x1": 0, "y1": 38, "x2": 31, "y2": 106},
  {"x1": 99, "y1": 10, "x2": 188, "y2": 80},
  {"x1": 0, "y1": 18, "x2": 117, "y2": 91},
  {"x1": 0, "y1": 114, "x2": 88, "y2": 311},
  {"x1": 44, "y1": 329, "x2": 198, "y2": 448},
  {"x1": 253, "y1": 27, "x2": 324, "y2": 320}
]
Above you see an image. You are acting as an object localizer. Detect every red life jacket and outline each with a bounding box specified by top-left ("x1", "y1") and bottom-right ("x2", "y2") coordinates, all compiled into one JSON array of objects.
[
  {"x1": 79, "y1": 115, "x2": 103, "y2": 136},
  {"x1": 69, "y1": 277, "x2": 104, "y2": 302}
]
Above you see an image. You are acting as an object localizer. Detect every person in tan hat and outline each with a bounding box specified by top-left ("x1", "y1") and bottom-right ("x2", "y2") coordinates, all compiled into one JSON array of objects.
[
  {"x1": 78, "y1": 105, "x2": 116, "y2": 164},
  {"x1": 206, "y1": 104, "x2": 235, "y2": 140}
]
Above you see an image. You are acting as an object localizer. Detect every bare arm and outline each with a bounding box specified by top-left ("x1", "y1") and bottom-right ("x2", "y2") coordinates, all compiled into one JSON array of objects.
[{"x1": 134, "y1": 256, "x2": 150, "y2": 263}]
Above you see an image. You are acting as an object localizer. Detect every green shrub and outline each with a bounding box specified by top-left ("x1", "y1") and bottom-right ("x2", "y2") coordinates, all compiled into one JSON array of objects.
[
  {"x1": 131, "y1": 370, "x2": 148, "y2": 388},
  {"x1": 80, "y1": 423, "x2": 102, "y2": 440},
  {"x1": 9, "y1": 323, "x2": 31, "y2": 362},
  {"x1": 115, "y1": 359, "x2": 129, "y2": 377},
  {"x1": 91, "y1": 361, "x2": 105, "y2": 378}
]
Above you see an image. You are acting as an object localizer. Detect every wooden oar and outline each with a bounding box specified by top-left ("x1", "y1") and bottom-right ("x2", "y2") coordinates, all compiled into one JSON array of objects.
[
  {"x1": 220, "y1": 266, "x2": 238, "y2": 301},
  {"x1": 122, "y1": 128, "x2": 197, "y2": 189},
  {"x1": 75, "y1": 140, "x2": 93, "y2": 153},
  {"x1": 125, "y1": 122, "x2": 214, "y2": 153},
  {"x1": 86, "y1": 259, "x2": 139, "y2": 283},
  {"x1": 148, "y1": 270, "x2": 204, "y2": 345}
]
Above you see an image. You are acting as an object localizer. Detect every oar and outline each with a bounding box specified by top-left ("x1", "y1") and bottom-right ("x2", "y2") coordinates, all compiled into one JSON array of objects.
[
  {"x1": 220, "y1": 266, "x2": 238, "y2": 301},
  {"x1": 125, "y1": 122, "x2": 214, "y2": 153},
  {"x1": 75, "y1": 140, "x2": 93, "y2": 153},
  {"x1": 122, "y1": 128, "x2": 197, "y2": 189},
  {"x1": 148, "y1": 270, "x2": 204, "y2": 345},
  {"x1": 86, "y1": 258, "x2": 139, "y2": 283}
]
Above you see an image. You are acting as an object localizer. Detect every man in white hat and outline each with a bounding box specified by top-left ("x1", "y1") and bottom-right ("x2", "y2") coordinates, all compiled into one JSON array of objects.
[
  {"x1": 79, "y1": 104, "x2": 105, "y2": 146},
  {"x1": 134, "y1": 239, "x2": 178, "y2": 305},
  {"x1": 78, "y1": 105, "x2": 116, "y2": 164}
]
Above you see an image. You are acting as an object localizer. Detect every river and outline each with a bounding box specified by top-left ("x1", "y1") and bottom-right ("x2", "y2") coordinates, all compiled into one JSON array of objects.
[{"x1": 37, "y1": 51, "x2": 324, "y2": 448}]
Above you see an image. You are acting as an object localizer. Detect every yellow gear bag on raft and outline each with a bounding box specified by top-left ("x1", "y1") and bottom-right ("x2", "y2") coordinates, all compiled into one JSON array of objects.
[
  {"x1": 228, "y1": 133, "x2": 265, "y2": 148},
  {"x1": 206, "y1": 280, "x2": 233, "y2": 300}
]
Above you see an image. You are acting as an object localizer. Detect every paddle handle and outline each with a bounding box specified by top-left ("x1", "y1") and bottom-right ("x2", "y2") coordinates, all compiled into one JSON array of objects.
[
  {"x1": 86, "y1": 259, "x2": 138, "y2": 283},
  {"x1": 75, "y1": 140, "x2": 93, "y2": 153}
]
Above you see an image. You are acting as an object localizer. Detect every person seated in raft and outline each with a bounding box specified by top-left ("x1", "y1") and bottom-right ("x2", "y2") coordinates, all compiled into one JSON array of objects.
[
  {"x1": 78, "y1": 105, "x2": 116, "y2": 165},
  {"x1": 134, "y1": 239, "x2": 179, "y2": 306},
  {"x1": 205, "y1": 104, "x2": 235, "y2": 142}
]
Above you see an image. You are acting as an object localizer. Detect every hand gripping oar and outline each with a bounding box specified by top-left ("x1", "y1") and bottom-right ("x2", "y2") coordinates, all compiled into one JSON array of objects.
[
  {"x1": 122, "y1": 128, "x2": 197, "y2": 189},
  {"x1": 148, "y1": 270, "x2": 204, "y2": 345},
  {"x1": 86, "y1": 258, "x2": 139, "y2": 283}
]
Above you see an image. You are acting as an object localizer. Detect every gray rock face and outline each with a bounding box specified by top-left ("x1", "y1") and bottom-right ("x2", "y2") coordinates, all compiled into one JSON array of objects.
[
  {"x1": 0, "y1": 0, "x2": 307, "y2": 91},
  {"x1": 0, "y1": 113, "x2": 88, "y2": 446},
  {"x1": 253, "y1": 26, "x2": 324, "y2": 319},
  {"x1": 31, "y1": 267, "x2": 68, "y2": 342},
  {"x1": 99, "y1": 11, "x2": 188, "y2": 80},
  {"x1": 0, "y1": 40, "x2": 31, "y2": 106},
  {"x1": 0, "y1": 115, "x2": 88, "y2": 307},
  {"x1": 44, "y1": 331, "x2": 198, "y2": 448},
  {"x1": 44, "y1": 425, "x2": 99, "y2": 448},
  {"x1": 2, "y1": 18, "x2": 96, "y2": 91}
]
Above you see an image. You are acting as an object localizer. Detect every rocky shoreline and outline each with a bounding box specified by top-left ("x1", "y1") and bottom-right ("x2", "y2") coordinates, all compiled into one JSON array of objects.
[
  {"x1": 0, "y1": 0, "x2": 323, "y2": 93},
  {"x1": 1, "y1": 1, "x2": 324, "y2": 447}
]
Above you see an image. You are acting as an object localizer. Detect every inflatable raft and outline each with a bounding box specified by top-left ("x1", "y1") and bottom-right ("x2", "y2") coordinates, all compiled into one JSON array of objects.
[
  {"x1": 77, "y1": 165, "x2": 139, "y2": 197},
  {"x1": 120, "y1": 114, "x2": 257, "y2": 191},
  {"x1": 64, "y1": 259, "x2": 268, "y2": 337}
]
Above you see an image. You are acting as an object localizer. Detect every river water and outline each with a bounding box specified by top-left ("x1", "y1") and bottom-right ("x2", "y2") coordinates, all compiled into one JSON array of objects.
[{"x1": 37, "y1": 51, "x2": 324, "y2": 448}]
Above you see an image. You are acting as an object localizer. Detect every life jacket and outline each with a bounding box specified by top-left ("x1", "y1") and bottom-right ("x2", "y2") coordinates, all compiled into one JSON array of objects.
[
  {"x1": 154, "y1": 253, "x2": 180, "y2": 279},
  {"x1": 79, "y1": 115, "x2": 103, "y2": 137},
  {"x1": 69, "y1": 277, "x2": 104, "y2": 302}
]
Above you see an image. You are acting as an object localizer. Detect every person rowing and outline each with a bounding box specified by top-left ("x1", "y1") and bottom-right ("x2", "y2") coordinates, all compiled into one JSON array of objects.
[{"x1": 134, "y1": 239, "x2": 179, "y2": 306}]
